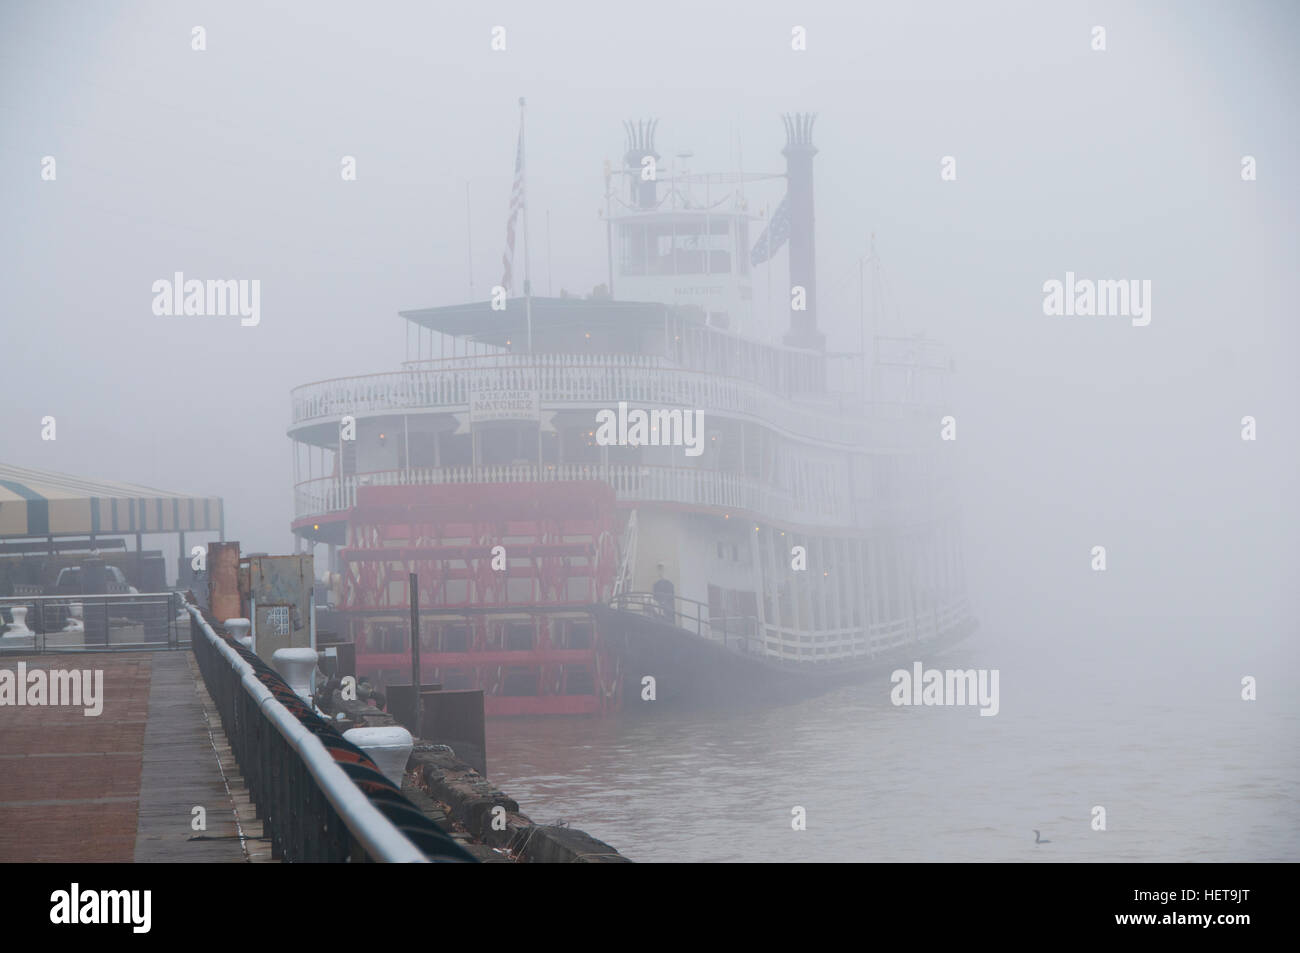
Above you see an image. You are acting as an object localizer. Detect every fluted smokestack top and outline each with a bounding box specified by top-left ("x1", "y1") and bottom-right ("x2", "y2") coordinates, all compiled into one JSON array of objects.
[
  {"x1": 623, "y1": 118, "x2": 659, "y2": 159},
  {"x1": 781, "y1": 112, "x2": 818, "y2": 152},
  {"x1": 623, "y1": 118, "x2": 660, "y2": 208}
]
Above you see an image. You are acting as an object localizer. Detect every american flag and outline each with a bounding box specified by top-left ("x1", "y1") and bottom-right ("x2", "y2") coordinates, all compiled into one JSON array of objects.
[
  {"x1": 500, "y1": 120, "x2": 525, "y2": 293},
  {"x1": 750, "y1": 194, "x2": 791, "y2": 266}
]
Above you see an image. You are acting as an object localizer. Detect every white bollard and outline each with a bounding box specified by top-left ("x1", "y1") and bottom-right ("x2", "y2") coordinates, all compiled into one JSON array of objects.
[
  {"x1": 224, "y1": 617, "x2": 252, "y2": 650},
  {"x1": 343, "y1": 726, "x2": 414, "y2": 787},
  {"x1": 63, "y1": 603, "x2": 84, "y2": 633},
  {"x1": 271, "y1": 647, "x2": 319, "y2": 703},
  {"x1": 2, "y1": 606, "x2": 36, "y2": 648}
]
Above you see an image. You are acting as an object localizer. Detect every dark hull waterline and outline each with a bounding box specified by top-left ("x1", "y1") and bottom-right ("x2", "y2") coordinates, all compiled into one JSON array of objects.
[{"x1": 593, "y1": 606, "x2": 980, "y2": 712}]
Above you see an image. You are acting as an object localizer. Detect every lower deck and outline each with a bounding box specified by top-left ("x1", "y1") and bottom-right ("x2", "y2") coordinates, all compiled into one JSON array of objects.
[{"x1": 309, "y1": 479, "x2": 971, "y2": 716}]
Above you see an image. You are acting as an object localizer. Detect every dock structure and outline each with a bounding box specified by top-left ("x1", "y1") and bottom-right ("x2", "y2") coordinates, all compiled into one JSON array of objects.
[
  {"x1": 1, "y1": 591, "x2": 627, "y2": 863},
  {"x1": 1, "y1": 512, "x2": 626, "y2": 863},
  {"x1": 0, "y1": 650, "x2": 255, "y2": 863}
]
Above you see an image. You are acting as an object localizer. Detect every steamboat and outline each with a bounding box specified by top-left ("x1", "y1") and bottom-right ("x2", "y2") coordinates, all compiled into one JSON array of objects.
[{"x1": 289, "y1": 112, "x2": 975, "y2": 715}]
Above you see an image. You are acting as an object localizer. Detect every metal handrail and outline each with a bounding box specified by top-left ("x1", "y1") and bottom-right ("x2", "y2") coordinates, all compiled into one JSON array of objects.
[
  {"x1": 610, "y1": 590, "x2": 763, "y2": 652},
  {"x1": 611, "y1": 510, "x2": 638, "y2": 598},
  {"x1": 1, "y1": 590, "x2": 179, "y2": 601},
  {"x1": 183, "y1": 600, "x2": 459, "y2": 863}
]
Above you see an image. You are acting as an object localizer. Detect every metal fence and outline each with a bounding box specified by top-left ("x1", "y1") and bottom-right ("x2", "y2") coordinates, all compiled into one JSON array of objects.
[
  {"x1": 611, "y1": 591, "x2": 764, "y2": 654},
  {"x1": 183, "y1": 599, "x2": 475, "y2": 863},
  {"x1": 0, "y1": 591, "x2": 189, "y2": 652}
]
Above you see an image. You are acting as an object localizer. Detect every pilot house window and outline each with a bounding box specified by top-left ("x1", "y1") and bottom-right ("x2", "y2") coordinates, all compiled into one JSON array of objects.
[{"x1": 618, "y1": 220, "x2": 735, "y2": 277}]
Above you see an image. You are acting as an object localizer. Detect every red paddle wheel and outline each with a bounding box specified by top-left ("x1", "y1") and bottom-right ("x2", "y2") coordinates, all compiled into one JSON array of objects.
[{"x1": 339, "y1": 481, "x2": 622, "y2": 716}]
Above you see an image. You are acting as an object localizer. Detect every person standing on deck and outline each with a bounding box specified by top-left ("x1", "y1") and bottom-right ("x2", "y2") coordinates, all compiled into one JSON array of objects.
[{"x1": 653, "y1": 563, "x2": 675, "y2": 621}]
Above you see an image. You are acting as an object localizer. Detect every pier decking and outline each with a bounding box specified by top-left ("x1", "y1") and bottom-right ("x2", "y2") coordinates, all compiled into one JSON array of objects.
[{"x1": 0, "y1": 650, "x2": 260, "y2": 863}]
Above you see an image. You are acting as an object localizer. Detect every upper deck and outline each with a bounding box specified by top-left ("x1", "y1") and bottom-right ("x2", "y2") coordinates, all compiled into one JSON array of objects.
[
  {"x1": 288, "y1": 114, "x2": 961, "y2": 539},
  {"x1": 291, "y1": 295, "x2": 953, "y2": 451}
]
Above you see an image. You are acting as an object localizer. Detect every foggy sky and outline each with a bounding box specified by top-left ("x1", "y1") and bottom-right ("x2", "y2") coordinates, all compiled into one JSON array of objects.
[{"x1": 2, "y1": 0, "x2": 1297, "y2": 669}]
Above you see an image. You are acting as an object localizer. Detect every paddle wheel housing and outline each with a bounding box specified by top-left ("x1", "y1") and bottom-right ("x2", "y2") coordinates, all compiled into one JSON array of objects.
[{"x1": 340, "y1": 481, "x2": 622, "y2": 715}]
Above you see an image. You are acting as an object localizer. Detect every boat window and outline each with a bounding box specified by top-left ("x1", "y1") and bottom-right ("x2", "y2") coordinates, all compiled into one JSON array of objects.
[
  {"x1": 479, "y1": 424, "x2": 528, "y2": 466},
  {"x1": 440, "y1": 624, "x2": 469, "y2": 652},
  {"x1": 563, "y1": 425, "x2": 601, "y2": 464},
  {"x1": 408, "y1": 431, "x2": 436, "y2": 468},
  {"x1": 618, "y1": 223, "x2": 648, "y2": 276},
  {"x1": 438, "y1": 431, "x2": 472, "y2": 467},
  {"x1": 619, "y1": 219, "x2": 735, "y2": 277}
]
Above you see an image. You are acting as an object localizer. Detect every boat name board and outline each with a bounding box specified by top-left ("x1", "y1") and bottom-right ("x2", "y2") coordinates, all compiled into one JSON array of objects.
[
  {"x1": 469, "y1": 388, "x2": 540, "y2": 423},
  {"x1": 457, "y1": 388, "x2": 557, "y2": 433}
]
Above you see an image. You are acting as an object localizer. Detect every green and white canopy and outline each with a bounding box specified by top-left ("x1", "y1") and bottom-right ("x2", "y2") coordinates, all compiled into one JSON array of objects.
[{"x1": 0, "y1": 464, "x2": 222, "y2": 539}]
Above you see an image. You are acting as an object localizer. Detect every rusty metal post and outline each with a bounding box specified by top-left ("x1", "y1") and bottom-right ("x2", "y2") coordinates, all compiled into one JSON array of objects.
[
  {"x1": 208, "y1": 541, "x2": 242, "y2": 624},
  {"x1": 409, "y1": 572, "x2": 422, "y2": 739}
]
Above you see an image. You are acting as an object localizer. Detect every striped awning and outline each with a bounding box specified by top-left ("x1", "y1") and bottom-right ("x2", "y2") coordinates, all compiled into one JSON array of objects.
[{"x1": 0, "y1": 464, "x2": 223, "y2": 539}]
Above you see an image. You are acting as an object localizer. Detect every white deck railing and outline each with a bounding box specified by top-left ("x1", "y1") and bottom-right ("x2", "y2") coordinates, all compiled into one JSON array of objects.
[
  {"x1": 759, "y1": 596, "x2": 973, "y2": 662},
  {"x1": 289, "y1": 355, "x2": 936, "y2": 449},
  {"x1": 294, "y1": 464, "x2": 950, "y2": 531}
]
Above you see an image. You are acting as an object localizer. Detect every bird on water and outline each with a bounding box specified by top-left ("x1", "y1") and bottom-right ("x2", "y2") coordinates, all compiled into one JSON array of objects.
[{"x1": 1033, "y1": 829, "x2": 1051, "y2": 844}]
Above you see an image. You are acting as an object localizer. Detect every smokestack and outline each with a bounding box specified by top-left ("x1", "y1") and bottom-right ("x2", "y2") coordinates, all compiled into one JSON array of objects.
[
  {"x1": 782, "y1": 112, "x2": 824, "y2": 351},
  {"x1": 623, "y1": 119, "x2": 659, "y2": 210}
]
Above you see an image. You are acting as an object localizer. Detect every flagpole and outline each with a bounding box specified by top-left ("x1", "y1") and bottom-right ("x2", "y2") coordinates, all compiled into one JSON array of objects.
[
  {"x1": 766, "y1": 206, "x2": 773, "y2": 338},
  {"x1": 520, "y1": 97, "x2": 533, "y2": 352},
  {"x1": 465, "y1": 181, "x2": 474, "y2": 300}
]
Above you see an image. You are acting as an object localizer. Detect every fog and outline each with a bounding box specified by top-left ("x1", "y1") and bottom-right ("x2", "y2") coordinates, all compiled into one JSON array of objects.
[{"x1": 2, "y1": 1, "x2": 1297, "y2": 860}]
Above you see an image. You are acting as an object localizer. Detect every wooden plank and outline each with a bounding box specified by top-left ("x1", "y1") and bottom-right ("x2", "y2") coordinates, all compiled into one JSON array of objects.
[{"x1": 132, "y1": 652, "x2": 252, "y2": 862}]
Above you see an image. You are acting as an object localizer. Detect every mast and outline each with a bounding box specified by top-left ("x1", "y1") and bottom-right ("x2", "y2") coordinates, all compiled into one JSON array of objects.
[
  {"x1": 604, "y1": 159, "x2": 614, "y2": 297},
  {"x1": 520, "y1": 97, "x2": 533, "y2": 351}
]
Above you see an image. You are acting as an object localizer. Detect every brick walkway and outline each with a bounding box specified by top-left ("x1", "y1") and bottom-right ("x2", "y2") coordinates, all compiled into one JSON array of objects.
[{"x1": 0, "y1": 650, "x2": 255, "y2": 863}]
